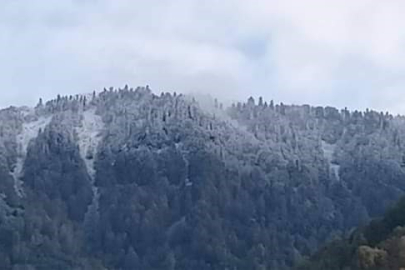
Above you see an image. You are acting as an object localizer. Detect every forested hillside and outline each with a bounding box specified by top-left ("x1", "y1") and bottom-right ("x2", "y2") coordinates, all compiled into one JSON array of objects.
[
  {"x1": 295, "y1": 196, "x2": 405, "y2": 270},
  {"x1": 1, "y1": 86, "x2": 405, "y2": 269}
]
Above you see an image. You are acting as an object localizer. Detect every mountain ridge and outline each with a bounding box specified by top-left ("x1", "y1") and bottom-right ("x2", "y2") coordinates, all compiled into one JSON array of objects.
[{"x1": 1, "y1": 86, "x2": 405, "y2": 269}]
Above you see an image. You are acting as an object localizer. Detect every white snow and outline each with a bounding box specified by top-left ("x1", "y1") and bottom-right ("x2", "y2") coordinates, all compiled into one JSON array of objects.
[
  {"x1": 20, "y1": 106, "x2": 34, "y2": 117},
  {"x1": 10, "y1": 162, "x2": 24, "y2": 197},
  {"x1": 76, "y1": 108, "x2": 104, "y2": 180},
  {"x1": 321, "y1": 140, "x2": 341, "y2": 181},
  {"x1": 185, "y1": 178, "x2": 193, "y2": 187},
  {"x1": 76, "y1": 109, "x2": 104, "y2": 216},
  {"x1": 11, "y1": 115, "x2": 52, "y2": 197}
]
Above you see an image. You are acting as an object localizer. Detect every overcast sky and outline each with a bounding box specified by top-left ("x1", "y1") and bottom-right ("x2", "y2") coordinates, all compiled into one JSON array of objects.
[{"x1": 1, "y1": 0, "x2": 405, "y2": 113}]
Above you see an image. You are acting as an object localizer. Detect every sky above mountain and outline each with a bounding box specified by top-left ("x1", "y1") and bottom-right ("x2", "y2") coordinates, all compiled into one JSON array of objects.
[{"x1": 1, "y1": 0, "x2": 405, "y2": 113}]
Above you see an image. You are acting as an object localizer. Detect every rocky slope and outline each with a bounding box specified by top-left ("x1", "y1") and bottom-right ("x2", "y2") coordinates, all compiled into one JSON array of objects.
[{"x1": 1, "y1": 86, "x2": 405, "y2": 269}]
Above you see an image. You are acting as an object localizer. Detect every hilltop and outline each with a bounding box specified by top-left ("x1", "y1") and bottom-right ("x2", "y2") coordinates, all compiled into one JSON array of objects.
[{"x1": 0, "y1": 86, "x2": 405, "y2": 269}]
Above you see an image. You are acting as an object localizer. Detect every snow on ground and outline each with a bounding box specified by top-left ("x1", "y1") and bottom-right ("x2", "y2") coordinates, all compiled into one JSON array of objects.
[
  {"x1": 76, "y1": 108, "x2": 104, "y2": 180},
  {"x1": 321, "y1": 140, "x2": 341, "y2": 181},
  {"x1": 76, "y1": 108, "x2": 104, "y2": 215},
  {"x1": 11, "y1": 115, "x2": 52, "y2": 197}
]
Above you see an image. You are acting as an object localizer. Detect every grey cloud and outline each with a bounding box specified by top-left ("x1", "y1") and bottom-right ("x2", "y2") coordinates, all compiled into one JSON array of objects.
[{"x1": 1, "y1": 0, "x2": 405, "y2": 114}]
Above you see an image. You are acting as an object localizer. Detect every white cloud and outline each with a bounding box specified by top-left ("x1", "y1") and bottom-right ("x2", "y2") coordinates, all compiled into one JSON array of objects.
[{"x1": 1, "y1": 0, "x2": 405, "y2": 113}]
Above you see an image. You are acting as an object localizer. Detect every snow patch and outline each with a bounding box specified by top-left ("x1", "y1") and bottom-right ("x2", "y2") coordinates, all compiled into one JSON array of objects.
[
  {"x1": 321, "y1": 141, "x2": 340, "y2": 181},
  {"x1": 76, "y1": 109, "x2": 104, "y2": 217},
  {"x1": 11, "y1": 115, "x2": 52, "y2": 197},
  {"x1": 76, "y1": 108, "x2": 104, "y2": 180},
  {"x1": 185, "y1": 178, "x2": 193, "y2": 187}
]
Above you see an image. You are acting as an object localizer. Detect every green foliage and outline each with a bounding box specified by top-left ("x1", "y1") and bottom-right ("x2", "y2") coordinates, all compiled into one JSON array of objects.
[{"x1": 296, "y1": 196, "x2": 405, "y2": 270}]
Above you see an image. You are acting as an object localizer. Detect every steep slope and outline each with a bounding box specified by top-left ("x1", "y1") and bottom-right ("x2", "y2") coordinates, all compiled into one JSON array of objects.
[{"x1": 0, "y1": 87, "x2": 405, "y2": 269}]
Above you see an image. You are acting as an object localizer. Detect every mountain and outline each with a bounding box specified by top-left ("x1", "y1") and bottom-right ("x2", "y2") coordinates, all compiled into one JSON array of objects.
[{"x1": 1, "y1": 86, "x2": 405, "y2": 269}]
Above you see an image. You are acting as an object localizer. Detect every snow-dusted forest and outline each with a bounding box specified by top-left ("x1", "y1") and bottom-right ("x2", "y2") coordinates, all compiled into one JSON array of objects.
[{"x1": 1, "y1": 86, "x2": 405, "y2": 269}]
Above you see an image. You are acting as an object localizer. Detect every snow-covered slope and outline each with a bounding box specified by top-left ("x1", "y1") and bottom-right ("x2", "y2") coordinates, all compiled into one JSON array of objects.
[
  {"x1": 75, "y1": 108, "x2": 104, "y2": 215},
  {"x1": 11, "y1": 112, "x2": 52, "y2": 197},
  {"x1": 76, "y1": 108, "x2": 104, "y2": 181}
]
